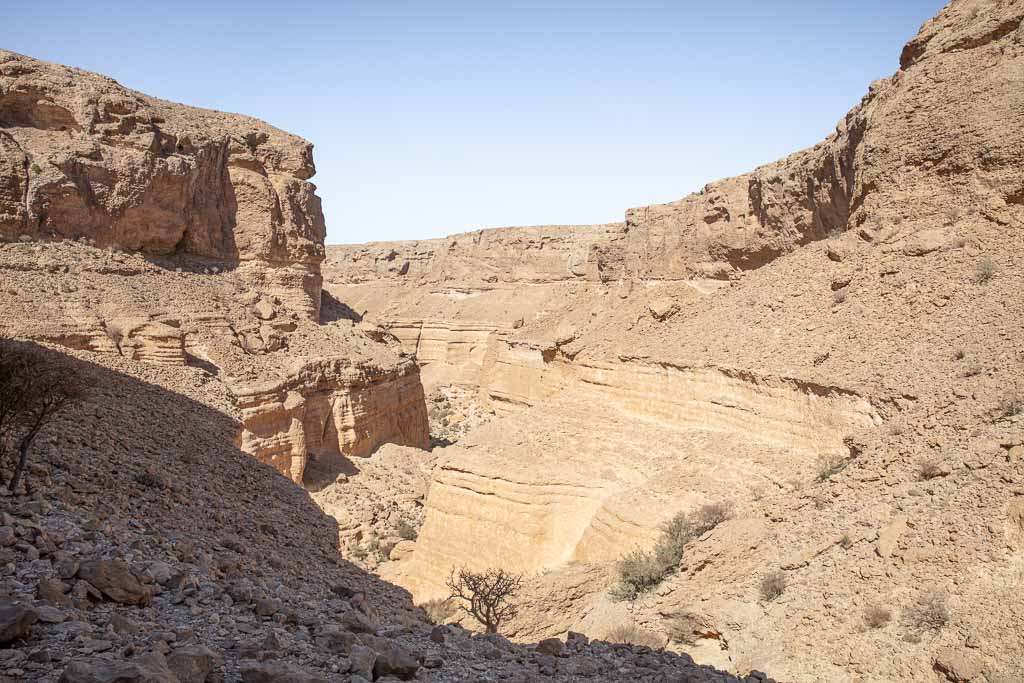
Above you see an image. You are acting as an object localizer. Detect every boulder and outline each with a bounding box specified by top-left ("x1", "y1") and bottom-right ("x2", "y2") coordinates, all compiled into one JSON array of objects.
[
  {"x1": 59, "y1": 652, "x2": 177, "y2": 683},
  {"x1": 77, "y1": 559, "x2": 151, "y2": 605},
  {"x1": 0, "y1": 602, "x2": 38, "y2": 644},
  {"x1": 647, "y1": 297, "x2": 680, "y2": 321},
  {"x1": 239, "y1": 662, "x2": 326, "y2": 683},
  {"x1": 536, "y1": 637, "x2": 564, "y2": 657},
  {"x1": 166, "y1": 645, "x2": 222, "y2": 683}
]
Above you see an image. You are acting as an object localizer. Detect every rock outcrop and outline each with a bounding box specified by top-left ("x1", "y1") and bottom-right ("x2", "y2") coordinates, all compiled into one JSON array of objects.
[{"x1": 0, "y1": 49, "x2": 326, "y2": 320}]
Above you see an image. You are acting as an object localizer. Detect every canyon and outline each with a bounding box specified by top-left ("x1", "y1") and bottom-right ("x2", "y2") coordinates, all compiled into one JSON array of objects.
[{"x1": 0, "y1": 1, "x2": 1022, "y2": 682}]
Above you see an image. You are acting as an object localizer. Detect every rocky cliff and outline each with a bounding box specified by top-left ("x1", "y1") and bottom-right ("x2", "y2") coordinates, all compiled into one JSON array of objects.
[
  {"x1": 326, "y1": 2, "x2": 1024, "y2": 680},
  {"x1": 0, "y1": 52, "x2": 430, "y2": 483},
  {"x1": 0, "y1": 49, "x2": 326, "y2": 319}
]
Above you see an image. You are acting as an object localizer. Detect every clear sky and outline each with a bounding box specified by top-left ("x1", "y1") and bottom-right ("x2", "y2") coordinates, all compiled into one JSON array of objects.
[{"x1": 4, "y1": 1, "x2": 946, "y2": 244}]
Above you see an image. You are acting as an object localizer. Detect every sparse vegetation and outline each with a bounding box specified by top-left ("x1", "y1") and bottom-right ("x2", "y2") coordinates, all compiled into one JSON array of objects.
[
  {"x1": 816, "y1": 452, "x2": 849, "y2": 482},
  {"x1": 998, "y1": 393, "x2": 1024, "y2": 418},
  {"x1": 0, "y1": 341, "x2": 83, "y2": 493},
  {"x1": 833, "y1": 288, "x2": 847, "y2": 305},
  {"x1": 840, "y1": 533, "x2": 853, "y2": 550},
  {"x1": 396, "y1": 518, "x2": 418, "y2": 541},
  {"x1": 604, "y1": 623, "x2": 663, "y2": 649},
  {"x1": 611, "y1": 503, "x2": 731, "y2": 601},
  {"x1": 759, "y1": 571, "x2": 787, "y2": 602},
  {"x1": 974, "y1": 257, "x2": 996, "y2": 283},
  {"x1": 953, "y1": 348, "x2": 966, "y2": 360},
  {"x1": 30, "y1": 162, "x2": 42, "y2": 174},
  {"x1": 918, "y1": 458, "x2": 943, "y2": 481},
  {"x1": 864, "y1": 604, "x2": 892, "y2": 629},
  {"x1": 446, "y1": 566, "x2": 523, "y2": 634},
  {"x1": 903, "y1": 591, "x2": 949, "y2": 634},
  {"x1": 419, "y1": 597, "x2": 458, "y2": 625}
]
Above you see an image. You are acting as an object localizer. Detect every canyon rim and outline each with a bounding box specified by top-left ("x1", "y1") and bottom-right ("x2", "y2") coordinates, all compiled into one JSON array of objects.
[{"x1": 1, "y1": 1, "x2": 1023, "y2": 682}]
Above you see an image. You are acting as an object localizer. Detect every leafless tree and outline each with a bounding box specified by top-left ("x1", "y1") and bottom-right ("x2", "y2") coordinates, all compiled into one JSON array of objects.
[
  {"x1": 446, "y1": 566, "x2": 523, "y2": 634},
  {"x1": 0, "y1": 341, "x2": 83, "y2": 493}
]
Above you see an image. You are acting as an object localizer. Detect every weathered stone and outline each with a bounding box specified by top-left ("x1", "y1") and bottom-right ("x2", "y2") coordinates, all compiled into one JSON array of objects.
[
  {"x1": 166, "y1": 644, "x2": 222, "y2": 683},
  {"x1": 0, "y1": 602, "x2": 38, "y2": 644},
  {"x1": 58, "y1": 652, "x2": 177, "y2": 683},
  {"x1": 77, "y1": 560, "x2": 151, "y2": 605}
]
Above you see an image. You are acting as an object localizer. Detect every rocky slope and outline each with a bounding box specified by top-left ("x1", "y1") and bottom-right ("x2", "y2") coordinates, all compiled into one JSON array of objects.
[
  {"x1": 0, "y1": 50, "x2": 430, "y2": 484},
  {"x1": 325, "y1": 1, "x2": 1024, "y2": 680}
]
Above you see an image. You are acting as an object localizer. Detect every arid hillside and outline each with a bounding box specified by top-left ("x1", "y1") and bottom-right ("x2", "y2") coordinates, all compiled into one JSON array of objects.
[
  {"x1": 0, "y1": 48, "x2": 754, "y2": 683},
  {"x1": 323, "y1": 1, "x2": 1024, "y2": 681}
]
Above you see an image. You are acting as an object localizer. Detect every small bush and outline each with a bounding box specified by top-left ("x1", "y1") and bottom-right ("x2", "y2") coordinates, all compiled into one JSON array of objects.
[
  {"x1": 419, "y1": 598, "x2": 457, "y2": 625},
  {"x1": 610, "y1": 549, "x2": 666, "y2": 601},
  {"x1": 396, "y1": 519, "x2": 418, "y2": 541},
  {"x1": 999, "y1": 394, "x2": 1024, "y2": 418},
  {"x1": 833, "y1": 288, "x2": 847, "y2": 305},
  {"x1": 604, "y1": 623, "x2": 663, "y2": 649},
  {"x1": 30, "y1": 163, "x2": 42, "y2": 174},
  {"x1": 974, "y1": 258, "x2": 996, "y2": 283},
  {"x1": 840, "y1": 533, "x2": 853, "y2": 550},
  {"x1": 864, "y1": 604, "x2": 892, "y2": 629},
  {"x1": 918, "y1": 459, "x2": 943, "y2": 481},
  {"x1": 953, "y1": 349, "x2": 966, "y2": 360},
  {"x1": 611, "y1": 502, "x2": 731, "y2": 601},
  {"x1": 759, "y1": 571, "x2": 787, "y2": 602},
  {"x1": 903, "y1": 591, "x2": 949, "y2": 634},
  {"x1": 816, "y1": 452, "x2": 849, "y2": 482},
  {"x1": 690, "y1": 502, "x2": 732, "y2": 537}
]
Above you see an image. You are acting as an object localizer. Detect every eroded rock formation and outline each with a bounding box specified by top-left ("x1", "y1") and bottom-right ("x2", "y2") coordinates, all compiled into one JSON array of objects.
[{"x1": 0, "y1": 49, "x2": 326, "y2": 319}]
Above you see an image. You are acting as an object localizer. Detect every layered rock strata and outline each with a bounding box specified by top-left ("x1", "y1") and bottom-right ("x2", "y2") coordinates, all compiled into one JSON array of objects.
[{"x1": 0, "y1": 49, "x2": 326, "y2": 319}]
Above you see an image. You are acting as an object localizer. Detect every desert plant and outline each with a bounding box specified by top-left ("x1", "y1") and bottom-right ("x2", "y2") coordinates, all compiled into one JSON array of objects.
[
  {"x1": 918, "y1": 459, "x2": 943, "y2": 480},
  {"x1": 953, "y1": 348, "x2": 966, "y2": 360},
  {"x1": 816, "y1": 452, "x2": 849, "y2": 482},
  {"x1": 610, "y1": 549, "x2": 666, "y2": 601},
  {"x1": 604, "y1": 623, "x2": 663, "y2": 649},
  {"x1": 690, "y1": 502, "x2": 732, "y2": 537},
  {"x1": 0, "y1": 341, "x2": 83, "y2": 492},
  {"x1": 611, "y1": 502, "x2": 731, "y2": 601},
  {"x1": 30, "y1": 163, "x2": 42, "y2": 174},
  {"x1": 974, "y1": 257, "x2": 996, "y2": 283},
  {"x1": 864, "y1": 604, "x2": 892, "y2": 629},
  {"x1": 840, "y1": 533, "x2": 853, "y2": 550},
  {"x1": 903, "y1": 591, "x2": 949, "y2": 634},
  {"x1": 759, "y1": 571, "x2": 787, "y2": 602},
  {"x1": 833, "y1": 288, "x2": 847, "y2": 305},
  {"x1": 419, "y1": 597, "x2": 457, "y2": 625},
  {"x1": 999, "y1": 393, "x2": 1024, "y2": 418},
  {"x1": 396, "y1": 519, "x2": 418, "y2": 541},
  {"x1": 446, "y1": 566, "x2": 522, "y2": 634}
]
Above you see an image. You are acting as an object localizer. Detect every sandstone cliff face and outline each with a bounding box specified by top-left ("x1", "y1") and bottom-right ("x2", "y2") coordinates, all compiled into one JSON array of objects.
[
  {"x1": 616, "y1": 0, "x2": 1023, "y2": 281},
  {"x1": 0, "y1": 49, "x2": 326, "y2": 319},
  {"x1": 330, "y1": 2, "x2": 1024, "y2": 680},
  {"x1": 0, "y1": 52, "x2": 432, "y2": 484},
  {"x1": 326, "y1": 223, "x2": 621, "y2": 285}
]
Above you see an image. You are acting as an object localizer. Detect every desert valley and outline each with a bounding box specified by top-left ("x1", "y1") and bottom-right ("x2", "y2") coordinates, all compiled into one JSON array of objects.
[{"x1": 1, "y1": 1, "x2": 1023, "y2": 682}]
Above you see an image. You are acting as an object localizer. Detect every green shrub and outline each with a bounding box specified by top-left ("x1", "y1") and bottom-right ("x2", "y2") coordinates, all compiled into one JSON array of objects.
[
  {"x1": 611, "y1": 503, "x2": 731, "y2": 601},
  {"x1": 974, "y1": 258, "x2": 996, "y2": 283}
]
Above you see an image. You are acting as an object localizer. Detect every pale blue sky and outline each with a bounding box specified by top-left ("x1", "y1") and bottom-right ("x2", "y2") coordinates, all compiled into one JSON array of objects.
[{"x1": 4, "y1": 1, "x2": 945, "y2": 244}]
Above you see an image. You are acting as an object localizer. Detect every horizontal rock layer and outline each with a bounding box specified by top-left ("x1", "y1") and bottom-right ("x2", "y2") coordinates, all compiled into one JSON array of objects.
[{"x1": 0, "y1": 49, "x2": 327, "y2": 319}]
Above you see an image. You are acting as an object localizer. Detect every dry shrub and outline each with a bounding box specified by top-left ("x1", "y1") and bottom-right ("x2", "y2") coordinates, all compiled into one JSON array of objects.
[
  {"x1": 974, "y1": 257, "x2": 996, "y2": 283},
  {"x1": 864, "y1": 604, "x2": 892, "y2": 629},
  {"x1": 419, "y1": 598, "x2": 457, "y2": 625},
  {"x1": 446, "y1": 567, "x2": 523, "y2": 634},
  {"x1": 903, "y1": 591, "x2": 949, "y2": 634},
  {"x1": 816, "y1": 452, "x2": 849, "y2": 482},
  {"x1": 604, "y1": 623, "x2": 663, "y2": 649},
  {"x1": 918, "y1": 459, "x2": 943, "y2": 481},
  {"x1": 833, "y1": 288, "x2": 847, "y2": 305},
  {"x1": 999, "y1": 393, "x2": 1024, "y2": 418},
  {"x1": 611, "y1": 502, "x2": 731, "y2": 601},
  {"x1": 759, "y1": 571, "x2": 787, "y2": 602}
]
